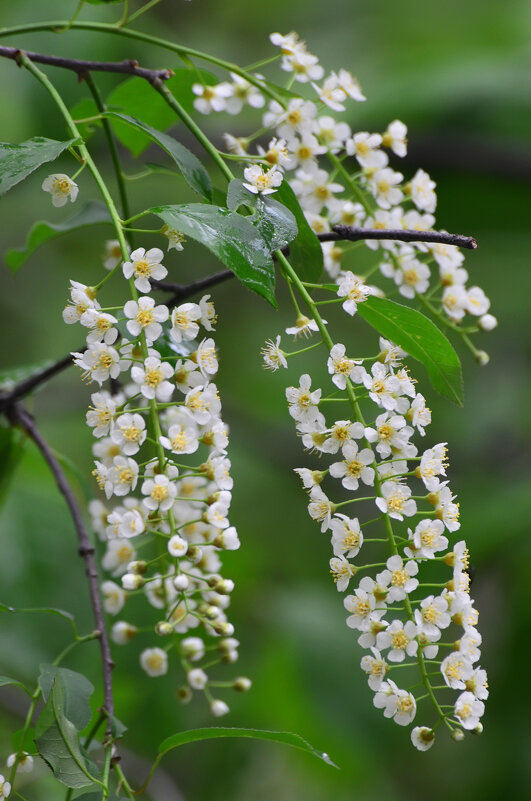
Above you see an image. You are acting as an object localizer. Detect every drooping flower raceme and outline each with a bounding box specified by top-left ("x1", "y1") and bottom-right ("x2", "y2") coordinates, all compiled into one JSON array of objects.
[{"x1": 66, "y1": 244, "x2": 249, "y2": 717}]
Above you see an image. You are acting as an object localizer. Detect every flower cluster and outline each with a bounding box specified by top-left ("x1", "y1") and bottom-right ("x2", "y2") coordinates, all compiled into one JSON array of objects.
[
  {"x1": 191, "y1": 30, "x2": 496, "y2": 360},
  {"x1": 64, "y1": 243, "x2": 250, "y2": 717},
  {"x1": 274, "y1": 323, "x2": 487, "y2": 747}
]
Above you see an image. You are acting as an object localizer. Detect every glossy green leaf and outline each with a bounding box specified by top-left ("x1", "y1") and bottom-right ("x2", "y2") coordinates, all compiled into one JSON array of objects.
[
  {"x1": 0, "y1": 675, "x2": 31, "y2": 695},
  {"x1": 0, "y1": 603, "x2": 78, "y2": 635},
  {"x1": 35, "y1": 680, "x2": 97, "y2": 789},
  {"x1": 151, "y1": 204, "x2": 277, "y2": 306},
  {"x1": 108, "y1": 714, "x2": 127, "y2": 740},
  {"x1": 39, "y1": 666, "x2": 94, "y2": 731},
  {"x1": 272, "y1": 181, "x2": 323, "y2": 281},
  {"x1": 105, "y1": 113, "x2": 211, "y2": 200},
  {"x1": 158, "y1": 727, "x2": 337, "y2": 768},
  {"x1": 5, "y1": 202, "x2": 111, "y2": 272},
  {"x1": 0, "y1": 137, "x2": 77, "y2": 196},
  {"x1": 0, "y1": 427, "x2": 25, "y2": 511},
  {"x1": 357, "y1": 296, "x2": 464, "y2": 405},
  {"x1": 106, "y1": 69, "x2": 216, "y2": 157},
  {"x1": 226, "y1": 180, "x2": 298, "y2": 251}
]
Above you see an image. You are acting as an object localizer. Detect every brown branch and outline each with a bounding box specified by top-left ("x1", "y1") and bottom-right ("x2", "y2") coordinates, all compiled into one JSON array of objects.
[
  {"x1": 0, "y1": 352, "x2": 78, "y2": 412},
  {"x1": 0, "y1": 45, "x2": 173, "y2": 83},
  {"x1": 8, "y1": 404, "x2": 115, "y2": 734},
  {"x1": 321, "y1": 226, "x2": 478, "y2": 250}
]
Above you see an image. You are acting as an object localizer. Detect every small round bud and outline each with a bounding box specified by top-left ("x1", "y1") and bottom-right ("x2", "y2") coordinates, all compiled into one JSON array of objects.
[
  {"x1": 111, "y1": 621, "x2": 138, "y2": 645},
  {"x1": 472, "y1": 722, "x2": 483, "y2": 735},
  {"x1": 210, "y1": 699, "x2": 230, "y2": 717},
  {"x1": 213, "y1": 526, "x2": 240, "y2": 550},
  {"x1": 7, "y1": 752, "x2": 33, "y2": 773},
  {"x1": 478, "y1": 314, "x2": 497, "y2": 332},
  {"x1": 173, "y1": 574, "x2": 189, "y2": 591},
  {"x1": 180, "y1": 637, "x2": 205, "y2": 661},
  {"x1": 127, "y1": 560, "x2": 147, "y2": 575},
  {"x1": 219, "y1": 637, "x2": 239, "y2": 653},
  {"x1": 121, "y1": 573, "x2": 144, "y2": 591},
  {"x1": 451, "y1": 728, "x2": 465, "y2": 742},
  {"x1": 168, "y1": 534, "x2": 188, "y2": 558},
  {"x1": 221, "y1": 649, "x2": 239, "y2": 664},
  {"x1": 215, "y1": 579, "x2": 235, "y2": 595},
  {"x1": 177, "y1": 685, "x2": 193, "y2": 704},
  {"x1": 155, "y1": 621, "x2": 174, "y2": 637},
  {"x1": 233, "y1": 677, "x2": 252, "y2": 692},
  {"x1": 217, "y1": 621, "x2": 234, "y2": 636},
  {"x1": 474, "y1": 350, "x2": 490, "y2": 366},
  {"x1": 208, "y1": 574, "x2": 223, "y2": 588},
  {"x1": 187, "y1": 545, "x2": 203, "y2": 564},
  {"x1": 205, "y1": 605, "x2": 221, "y2": 620}
]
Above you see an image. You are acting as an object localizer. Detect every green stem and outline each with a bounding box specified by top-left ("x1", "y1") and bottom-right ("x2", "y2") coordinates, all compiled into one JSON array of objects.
[
  {"x1": 126, "y1": 0, "x2": 164, "y2": 24},
  {"x1": 327, "y1": 151, "x2": 373, "y2": 215}
]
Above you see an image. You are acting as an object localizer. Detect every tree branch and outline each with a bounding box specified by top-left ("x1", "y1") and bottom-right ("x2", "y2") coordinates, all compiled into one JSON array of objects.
[
  {"x1": 0, "y1": 45, "x2": 173, "y2": 83},
  {"x1": 322, "y1": 226, "x2": 478, "y2": 250},
  {"x1": 8, "y1": 403, "x2": 115, "y2": 734}
]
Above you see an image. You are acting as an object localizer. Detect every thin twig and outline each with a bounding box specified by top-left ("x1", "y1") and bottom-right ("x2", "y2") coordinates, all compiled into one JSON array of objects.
[
  {"x1": 0, "y1": 45, "x2": 173, "y2": 83},
  {"x1": 8, "y1": 404, "x2": 115, "y2": 734},
  {"x1": 0, "y1": 352, "x2": 79, "y2": 412},
  {"x1": 322, "y1": 226, "x2": 478, "y2": 250}
]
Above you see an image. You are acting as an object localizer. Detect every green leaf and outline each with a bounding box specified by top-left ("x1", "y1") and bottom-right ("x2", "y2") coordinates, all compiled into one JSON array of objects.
[
  {"x1": 151, "y1": 204, "x2": 277, "y2": 306},
  {"x1": 0, "y1": 427, "x2": 25, "y2": 511},
  {"x1": 39, "y1": 666, "x2": 94, "y2": 731},
  {"x1": 106, "y1": 69, "x2": 216, "y2": 157},
  {"x1": 108, "y1": 714, "x2": 127, "y2": 740},
  {"x1": 35, "y1": 680, "x2": 98, "y2": 789},
  {"x1": 0, "y1": 137, "x2": 77, "y2": 196},
  {"x1": 104, "y1": 112, "x2": 211, "y2": 201},
  {"x1": 357, "y1": 296, "x2": 464, "y2": 405},
  {"x1": 12, "y1": 726, "x2": 38, "y2": 756},
  {"x1": 70, "y1": 98, "x2": 101, "y2": 143},
  {"x1": 158, "y1": 727, "x2": 337, "y2": 768},
  {"x1": 226, "y1": 180, "x2": 298, "y2": 251},
  {"x1": 5, "y1": 202, "x2": 111, "y2": 272},
  {"x1": 272, "y1": 181, "x2": 323, "y2": 281},
  {"x1": 0, "y1": 675, "x2": 31, "y2": 696},
  {"x1": 0, "y1": 603, "x2": 78, "y2": 636}
]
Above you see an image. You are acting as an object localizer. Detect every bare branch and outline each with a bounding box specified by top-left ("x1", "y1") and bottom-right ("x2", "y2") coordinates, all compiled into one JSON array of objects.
[
  {"x1": 0, "y1": 352, "x2": 77, "y2": 413},
  {"x1": 322, "y1": 226, "x2": 478, "y2": 250},
  {"x1": 0, "y1": 45, "x2": 173, "y2": 83},
  {"x1": 8, "y1": 404, "x2": 115, "y2": 734}
]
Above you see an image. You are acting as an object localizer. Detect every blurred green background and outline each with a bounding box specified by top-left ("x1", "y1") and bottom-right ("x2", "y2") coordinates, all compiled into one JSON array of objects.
[{"x1": 1, "y1": 0, "x2": 530, "y2": 799}]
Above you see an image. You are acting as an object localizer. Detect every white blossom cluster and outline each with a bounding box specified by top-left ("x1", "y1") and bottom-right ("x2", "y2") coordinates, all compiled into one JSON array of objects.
[
  {"x1": 190, "y1": 29, "x2": 497, "y2": 354},
  {"x1": 267, "y1": 320, "x2": 488, "y2": 747},
  {"x1": 63, "y1": 245, "x2": 250, "y2": 717}
]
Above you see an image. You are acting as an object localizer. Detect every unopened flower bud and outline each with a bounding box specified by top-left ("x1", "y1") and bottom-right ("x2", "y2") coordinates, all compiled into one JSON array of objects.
[
  {"x1": 188, "y1": 668, "x2": 208, "y2": 690},
  {"x1": 180, "y1": 637, "x2": 205, "y2": 661},
  {"x1": 210, "y1": 699, "x2": 230, "y2": 717},
  {"x1": 472, "y1": 722, "x2": 483, "y2": 735},
  {"x1": 177, "y1": 685, "x2": 193, "y2": 704},
  {"x1": 173, "y1": 574, "x2": 189, "y2": 591},
  {"x1": 213, "y1": 526, "x2": 240, "y2": 550},
  {"x1": 127, "y1": 560, "x2": 147, "y2": 575},
  {"x1": 122, "y1": 573, "x2": 144, "y2": 590},
  {"x1": 474, "y1": 350, "x2": 490, "y2": 366},
  {"x1": 155, "y1": 621, "x2": 174, "y2": 637},
  {"x1": 214, "y1": 579, "x2": 235, "y2": 595},
  {"x1": 451, "y1": 728, "x2": 465, "y2": 742},
  {"x1": 111, "y1": 621, "x2": 138, "y2": 645},
  {"x1": 187, "y1": 545, "x2": 203, "y2": 563},
  {"x1": 233, "y1": 677, "x2": 252, "y2": 692},
  {"x1": 478, "y1": 314, "x2": 497, "y2": 332}
]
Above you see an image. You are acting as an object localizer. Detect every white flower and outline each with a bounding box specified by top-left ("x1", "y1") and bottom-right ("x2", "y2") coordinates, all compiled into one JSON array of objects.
[
  {"x1": 72, "y1": 343, "x2": 124, "y2": 385},
  {"x1": 321, "y1": 419, "x2": 365, "y2": 454},
  {"x1": 441, "y1": 652, "x2": 474, "y2": 689},
  {"x1": 466, "y1": 286, "x2": 490, "y2": 316},
  {"x1": 213, "y1": 526, "x2": 240, "y2": 550},
  {"x1": 170, "y1": 302, "x2": 202, "y2": 344},
  {"x1": 453, "y1": 691, "x2": 484, "y2": 730},
  {"x1": 369, "y1": 168, "x2": 404, "y2": 209},
  {"x1": 168, "y1": 534, "x2": 189, "y2": 557},
  {"x1": 122, "y1": 247, "x2": 167, "y2": 293},
  {"x1": 382, "y1": 120, "x2": 408, "y2": 157},
  {"x1": 329, "y1": 555, "x2": 356, "y2": 591},
  {"x1": 42, "y1": 173, "x2": 78, "y2": 207},
  {"x1": 142, "y1": 474, "x2": 177, "y2": 512},
  {"x1": 360, "y1": 647, "x2": 388, "y2": 691},
  {"x1": 285, "y1": 132, "x2": 326, "y2": 168},
  {"x1": 415, "y1": 595, "x2": 451, "y2": 638},
  {"x1": 285, "y1": 315, "x2": 322, "y2": 339},
  {"x1": 111, "y1": 621, "x2": 138, "y2": 645},
  {"x1": 101, "y1": 580, "x2": 127, "y2": 614},
  {"x1": 243, "y1": 164, "x2": 283, "y2": 195},
  {"x1": 131, "y1": 356, "x2": 174, "y2": 401},
  {"x1": 124, "y1": 296, "x2": 169, "y2": 342},
  {"x1": 411, "y1": 726, "x2": 435, "y2": 751},
  {"x1": 103, "y1": 240, "x2": 123, "y2": 270},
  {"x1": 407, "y1": 393, "x2": 431, "y2": 435},
  {"x1": 261, "y1": 335, "x2": 287, "y2": 371},
  {"x1": 419, "y1": 443, "x2": 448, "y2": 491},
  {"x1": 442, "y1": 284, "x2": 469, "y2": 321},
  {"x1": 225, "y1": 73, "x2": 265, "y2": 114},
  {"x1": 313, "y1": 116, "x2": 351, "y2": 153},
  {"x1": 313, "y1": 72, "x2": 347, "y2": 111},
  {"x1": 376, "y1": 619, "x2": 418, "y2": 662},
  {"x1": 408, "y1": 168, "x2": 437, "y2": 213},
  {"x1": 198, "y1": 294, "x2": 217, "y2": 331},
  {"x1": 181, "y1": 636, "x2": 206, "y2": 661},
  {"x1": 86, "y1": 392, "x2": 117, "y2": 438},
  {"x1": 188, "y1": 667, "x2": 208, "y2": 690},
  {"x1": 107, "y1": 507, "x2": 145, "y2": 539},
  {"x1": 373, "y1": 679, "x2": 416, "y2": 725},
  {"x1": 394, "y1": 258, "x2": 431, "y2": 298},
  {"x1": 307, "y1": 486, "x2": 334, "y2": 532},
  {"x1": 291, "y1": 166, "x2": 343, "y2": 212},
  {"x1": 161, "y1": 225, "x2": 186, "y2": 251},
  {"x1": 327, "y1": 343, "x2": 364, "y2": 390},
  {"x1": 62, "y1": 280, "x2": 100, "y2": 324},
  {"x1": 0, "y1": 774, "x2": 11, "y2": 800},
  {"x1": 433, "y1": 485, "x2": 460, "y2": 532},
  {"x1": 257, "y1": 137, "x2": 292, "y2": 168},
  {"x1": 377, "y1": 555, "x2": 419, "y2": 602},
  {"x1": 102, "y1": 539, "x2": 136, "y2": 576},
  {"x1": 376, "y1": 480, "x2": 417, "y2": 521},
  {"x1": 329, "y1": 441, "x2": 375, "y2": 491},
  {"x1": 344, "y1": 588, "x2": 384, "y2": 631},
  {"x1": 466, "y1": 667, "x2": 489, "y2": 700},
  {"x1": 104, "y1": 455, "x2": 139, "y2": 498},
  {"x1": 160, "y1": 422, "x2": 199, "y2": 455},
  {"x1": 407, "y1": 518, "x2": 448, "y2": 559},
  {"x1": 330, "y1": 515, "x2": 364, "y2": 558},
  {"x1": 346, "y1": 132, "x2": 386, "y2": 168},
  {"x1": 195, "y1": 338, "x2": 218, "y2": 378},
  {"x1": 6, "y1": 752, "x2": 33, "y2": 773},
  {"x1": 184, "y1": 383, "x2": 221, "y2": 425},
  {"x1": 110, "y1": 413, "x2": 147, "y2": 456},
  {"x1": 286, "y1": 374, "x2": 321, "y2": 423},
  {"x1": 337, "y1": 69, "x2": 366, "y2": 101},
  {"x1": 140, "y1": 647, "x2": 168, "y2": 677},
  {"x1": 364, "y1": 413, "x2": 413, "y2": 458},
  {"x1": 336, "y1": 271, "x2": 373, "y2": 316},
  {"x1": 192, "y1": 81, "x2": 233, "y2": 114},
  {"x1": 362, "y1": 363, "x2": 401, "y2": 411}
]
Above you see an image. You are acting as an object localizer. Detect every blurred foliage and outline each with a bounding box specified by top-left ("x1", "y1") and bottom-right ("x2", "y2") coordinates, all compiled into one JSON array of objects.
[{"x1": 0, "y1": 0, "x2": 530, "y2": 799}]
